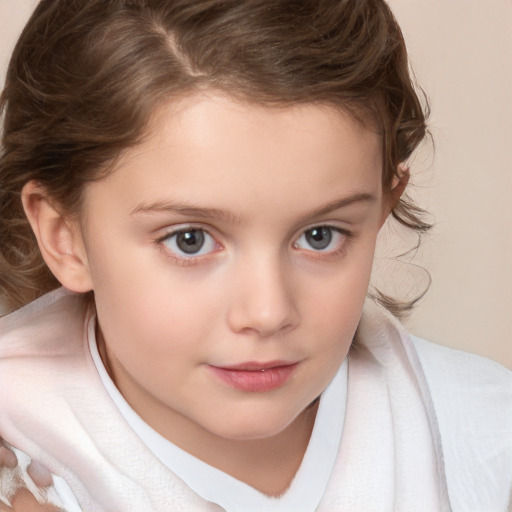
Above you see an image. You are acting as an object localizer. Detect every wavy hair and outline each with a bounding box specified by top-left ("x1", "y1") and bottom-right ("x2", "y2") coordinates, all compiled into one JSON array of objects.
[{"x1": 0, "y1": 0, "x2": 430, "y2": 313}]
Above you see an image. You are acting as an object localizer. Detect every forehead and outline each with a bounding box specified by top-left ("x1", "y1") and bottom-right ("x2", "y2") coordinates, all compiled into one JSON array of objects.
[{"x1": 85, "y1": 93, "x2": 383, "y2": 218}]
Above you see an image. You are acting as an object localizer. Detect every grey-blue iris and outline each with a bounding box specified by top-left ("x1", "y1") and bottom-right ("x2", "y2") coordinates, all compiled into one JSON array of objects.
[
  {"x1": 176, "y1": 230, "x2": 205, "y2": 254},
  {"x1": 305, "y1": 227, "x2": 332, "y2": 250}
]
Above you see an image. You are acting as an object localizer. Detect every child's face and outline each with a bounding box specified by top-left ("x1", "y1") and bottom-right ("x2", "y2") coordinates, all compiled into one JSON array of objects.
[{"x1": 75, "y1": 92, "x2": 388, "y2": 443}]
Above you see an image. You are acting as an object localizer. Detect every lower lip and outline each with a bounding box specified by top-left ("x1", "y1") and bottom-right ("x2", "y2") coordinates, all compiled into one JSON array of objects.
[{"x1": 208, "y1": 363, "x2": 298, "y2": 392}]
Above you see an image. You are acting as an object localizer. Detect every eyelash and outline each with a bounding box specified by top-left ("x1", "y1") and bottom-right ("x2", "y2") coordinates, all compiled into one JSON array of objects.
[
  {"x1": 155, "y1": 224, "x2": 353, "y2": 265},
  {"x1": 293, "y1": 225, "x2": 353, "y2": 259},
  {"x1": 155, "y1": 226, "x2": 222, "y2": 266}
]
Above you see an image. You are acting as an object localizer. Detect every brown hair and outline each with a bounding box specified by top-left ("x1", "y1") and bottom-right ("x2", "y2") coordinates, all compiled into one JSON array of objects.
[{"x1": 0, "y1": 0, "x2": 430, "y2": 314}]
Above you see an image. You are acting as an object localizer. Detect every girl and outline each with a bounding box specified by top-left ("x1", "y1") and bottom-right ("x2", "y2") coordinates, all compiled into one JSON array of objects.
[{"x1": 0, "y1": 1, "x2": 510, "y2": 511}]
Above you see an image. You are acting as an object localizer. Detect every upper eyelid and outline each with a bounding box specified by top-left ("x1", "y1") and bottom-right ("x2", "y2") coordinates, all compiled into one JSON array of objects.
[
  {"x1": 154, "y1": 223, "x2": 352, "y2": 242},
  {"x1": 155, "y1": 226, "x2": 218, "y2": 254},
  {"x1": 293, "y1": 226, "x2": 351, "y2": 258},
  {"x1": 296, "y1": 223, "x2": 352, "y2": 239},
  {"x1": 156, "y1": 226, "x2": 221, "y2": 263},
  {"x1": 155, "y1": 223, "x2": 216, "y2": 241},
  {"x1": 295, "y1": 223, "x2": 352, "y2": 244}
]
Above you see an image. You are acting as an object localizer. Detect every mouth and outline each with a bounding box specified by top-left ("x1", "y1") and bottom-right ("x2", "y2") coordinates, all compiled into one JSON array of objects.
[{"x1": 208, "y1": 361, "x2": 299, "y2": 392}]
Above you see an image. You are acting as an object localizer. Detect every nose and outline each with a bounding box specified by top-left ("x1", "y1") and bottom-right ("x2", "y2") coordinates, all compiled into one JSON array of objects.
[{"x1": 226, "y1": 254, "x2": 299, "y2": 338}]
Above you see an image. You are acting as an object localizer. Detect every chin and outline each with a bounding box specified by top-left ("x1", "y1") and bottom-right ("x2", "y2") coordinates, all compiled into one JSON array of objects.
[{"x1": 205, "y1": 407, "x2": 302, "y2": 442}]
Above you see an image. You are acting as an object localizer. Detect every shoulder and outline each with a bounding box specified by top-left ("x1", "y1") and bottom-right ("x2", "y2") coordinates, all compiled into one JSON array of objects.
[
  {"x1": 412, "y1": 335, "x2": 512, "y2": 452},
  {"x1": 0, "y1": 288, "x2": 91, "y2": 405},
  {"x1": 0, "y1": 288, "x2": 90, "y2": 359},
  {"x1": 0, "y1": 288, "x2": 99, "y2": 447},
  {"x1": 412, "y1": 335, "x2": 512, "y2": 406},
  {"x1": 0, "y1": 288, "x2": 95, "y2": 435},
  {"x1": 0, "y1": 290, "x2": 95, "y2": 509},
  {"x1": 0, "y1": 290, "x2": 155, "y2": 509},
  {"x1": 412, "y1": 336, "x2": 512, "y2": 511}
]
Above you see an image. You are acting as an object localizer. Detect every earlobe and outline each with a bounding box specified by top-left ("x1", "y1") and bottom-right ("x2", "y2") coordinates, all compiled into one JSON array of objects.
[{"x1": 21, "y1": 181, "x2": 93, "y2": 293}]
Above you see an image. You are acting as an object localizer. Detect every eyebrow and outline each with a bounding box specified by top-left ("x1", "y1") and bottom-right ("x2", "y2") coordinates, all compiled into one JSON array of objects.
[
  {"x1": 130, "y1": 200, "x2": 243, "y2": 224},
  {"x1": 304, "y1": 192, "x2": 377, "y2": 219},
  {"x1": 130, "y1": 192, "x2": 376, "y2": 224}
]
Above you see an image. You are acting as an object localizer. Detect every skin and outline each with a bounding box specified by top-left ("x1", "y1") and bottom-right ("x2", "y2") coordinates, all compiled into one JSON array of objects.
[
  {"x1": 0, "y1": 438, "x2": 57, "y2": 511},
  {"x1": 22, "y1": 92, "x2": 404, "y2": 496},
  {"x1": 3, "y1": 492, "x2": 58, "y2": 512}
]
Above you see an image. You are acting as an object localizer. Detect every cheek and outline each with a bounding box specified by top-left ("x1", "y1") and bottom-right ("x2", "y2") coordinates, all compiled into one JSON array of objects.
[
  {"x1": 311, "y1": 240, "x2": 375, "y2": 303},
  {"x1": 95, "y1": 272, "x2": 223, "y2": 365},
  {"x1": 303, "y1": 244, "x2": 376, "y2": 342}
]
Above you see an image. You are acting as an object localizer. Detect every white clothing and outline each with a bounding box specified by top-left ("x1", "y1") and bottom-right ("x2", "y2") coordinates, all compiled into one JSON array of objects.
[
  {"x1": 87, "y1": 315, "x2": 348, "y2": 512},
  {"x1": 0, "y1": 288, "x2": 510, "y2": 511}
]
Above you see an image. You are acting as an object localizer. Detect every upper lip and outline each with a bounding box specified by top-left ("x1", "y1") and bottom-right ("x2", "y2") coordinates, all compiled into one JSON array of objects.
[{"x1": 212, "y1": 361, "x2": 297, "y2": 371}]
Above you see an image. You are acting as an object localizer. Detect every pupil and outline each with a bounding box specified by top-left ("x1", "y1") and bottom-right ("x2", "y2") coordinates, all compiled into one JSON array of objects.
[
  {"x1": 306, "y1": 227, "x2": 332, "y2": 250},
  {"x1": 176, "y1": 230, "x2": 205, "y2": 254}
]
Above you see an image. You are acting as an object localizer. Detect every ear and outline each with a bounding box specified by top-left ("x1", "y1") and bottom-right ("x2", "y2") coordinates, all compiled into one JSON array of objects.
[
  {"x1": 21, "y1": 181, "x2": 93, "y2": 293},
  {"x1": 380, "y1": 165, "x2": 410, "y2": 226}
]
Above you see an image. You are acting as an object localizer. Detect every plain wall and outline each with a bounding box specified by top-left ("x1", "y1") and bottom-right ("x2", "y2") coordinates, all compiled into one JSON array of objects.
[
  {"x1": 387, "y1": 0, "x2": 512, "y2": 369},
  {"x1": 1, "y1": 0, "x2": 511, "y2": 368}
]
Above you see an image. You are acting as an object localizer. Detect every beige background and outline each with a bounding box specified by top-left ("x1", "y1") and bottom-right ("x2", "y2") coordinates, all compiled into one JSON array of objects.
[{"x1": 1, "y1": 0, "x2": 511, "y2": 368}]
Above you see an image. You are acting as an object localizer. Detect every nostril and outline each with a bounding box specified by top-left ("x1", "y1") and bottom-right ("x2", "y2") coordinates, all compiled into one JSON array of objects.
[{"x1": 227, "y1": 300, "x2": 299, "y2": 338}]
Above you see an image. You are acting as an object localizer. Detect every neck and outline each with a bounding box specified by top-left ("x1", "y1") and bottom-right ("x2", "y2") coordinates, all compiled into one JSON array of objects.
[{"x1": 171, "y1": 401, "x2": 319, "y2": 496}]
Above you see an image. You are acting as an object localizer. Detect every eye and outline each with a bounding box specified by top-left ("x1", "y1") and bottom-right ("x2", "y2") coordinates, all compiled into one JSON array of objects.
[
  {"x1": 160, "y1": 228, "x2": 219, "y2": 258},
  {"x1": 294, "y1": 226, "x2": 346, "y2": 253}
]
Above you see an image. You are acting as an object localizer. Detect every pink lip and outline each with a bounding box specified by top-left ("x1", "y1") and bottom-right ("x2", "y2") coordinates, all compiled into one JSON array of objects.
[{"x1": 208, "y1": 361, "x2": 298, "y2": 392}]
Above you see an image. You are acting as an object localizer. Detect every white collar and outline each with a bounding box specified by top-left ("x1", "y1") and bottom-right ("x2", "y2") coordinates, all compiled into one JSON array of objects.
[{"x1": 88, "y1": 317, "x2": 347, "y2": 512}]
